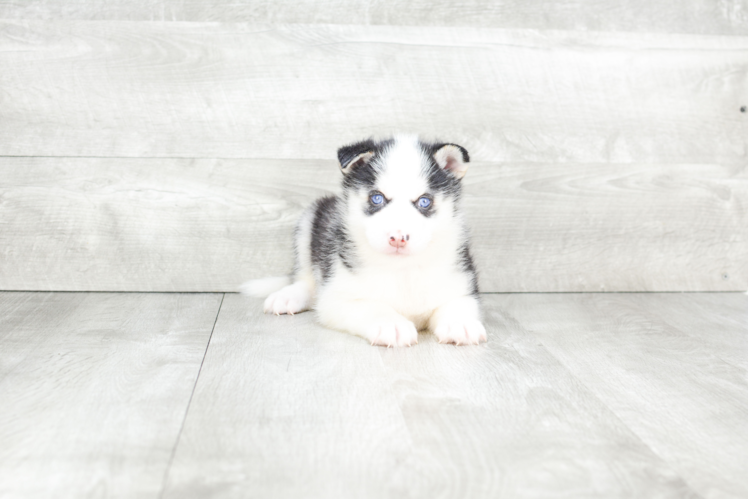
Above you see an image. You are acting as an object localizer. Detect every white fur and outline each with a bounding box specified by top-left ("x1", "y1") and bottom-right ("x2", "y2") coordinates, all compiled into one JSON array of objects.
[
  {"x1": 357, "y1": 136, "x2": 437, "y2": 256},
  {"x1": 429, "y1": 295, "x2": 487, "y2": 345},
  {"x1": 249, "y1": 135, "x2": 485, "y2": 347},
  {"x1": 264, "y1": 281, "x2": 313, "y2": 315}
]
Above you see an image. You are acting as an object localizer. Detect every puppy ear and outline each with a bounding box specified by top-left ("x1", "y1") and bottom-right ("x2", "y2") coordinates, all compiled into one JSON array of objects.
[
  {"x1": 433, "y1": 143, "x2": 470, "y2": 179},
  {"x1": 337, "y1": 140, "x2": 376, "y2": 175}
]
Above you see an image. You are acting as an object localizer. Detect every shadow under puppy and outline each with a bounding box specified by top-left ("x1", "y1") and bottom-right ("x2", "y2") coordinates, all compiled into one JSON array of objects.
[{"x1": 243, "y1": 135, "x2": 486, "y2": 347}]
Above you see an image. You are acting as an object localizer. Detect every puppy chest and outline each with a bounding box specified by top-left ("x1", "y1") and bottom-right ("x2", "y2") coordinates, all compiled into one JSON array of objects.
[{"x1": 355, "y1": 264, "x2": 469, "y2": 312}]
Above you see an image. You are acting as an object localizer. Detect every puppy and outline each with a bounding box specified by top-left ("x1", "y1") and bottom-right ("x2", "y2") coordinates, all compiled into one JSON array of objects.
[{"x1": 243, "y1": 135, "x2": 485, "y2": 347}]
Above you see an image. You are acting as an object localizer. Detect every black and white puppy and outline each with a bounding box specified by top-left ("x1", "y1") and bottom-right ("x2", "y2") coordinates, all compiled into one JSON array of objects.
[{"x1": 243, "y1": 135, "x2": 486, "y2": 347}]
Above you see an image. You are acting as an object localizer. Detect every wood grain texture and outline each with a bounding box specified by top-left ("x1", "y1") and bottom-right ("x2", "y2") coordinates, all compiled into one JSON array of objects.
[
  {"x1": 1, "y1": 0, "x2": 747, "y2": 36},
  {"x1": 468, "y1": 162, "x2": 748, "y2": 292},
  {"x1": 491, "y1": 292, "x2": 748, "y2": 497},
  {"x1": 0, "y1": 291, "x2": 222, "y2": 497},
  {"x1": 162, "y1": 292, "x2": 695, "y2": 498},
  {"x1": 1, "y1": 21, "x2": 747, "y2": 163},
  {"x1": 1, "y1": 157, "x2": 746, "y2": 292},
  {"x1": 0, "y1": 157, "x2": 328, "y2": 292},
  {"x1": 627, "y1": 293, "x2": 748, "y2": 370}
]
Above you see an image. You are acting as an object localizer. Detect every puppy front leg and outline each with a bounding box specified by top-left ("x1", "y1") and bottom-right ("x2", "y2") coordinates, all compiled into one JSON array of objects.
[
  {"x1": 263, "y1": 279, "x2": 314, "y2": 315},
  {"x1": 316, "y1": 299, "x2": 418, "y2": 347},
  {"x1": 429, "y1": 295, "x2": 487, "y2": 345}
]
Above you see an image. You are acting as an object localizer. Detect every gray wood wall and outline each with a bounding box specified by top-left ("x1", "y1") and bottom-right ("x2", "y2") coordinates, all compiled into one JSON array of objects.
[{"x1": 1, "y1": 1, "x2": 747, "y2": 292}]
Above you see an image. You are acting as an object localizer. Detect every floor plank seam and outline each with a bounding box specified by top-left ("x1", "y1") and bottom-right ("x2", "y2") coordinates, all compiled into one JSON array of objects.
[{"x1": 158, "y1": 292, "x2": 225, "y2": 499}]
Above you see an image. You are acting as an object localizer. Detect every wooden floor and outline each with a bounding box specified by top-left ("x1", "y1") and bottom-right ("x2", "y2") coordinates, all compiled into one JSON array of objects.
[
  {"x1": 0, "y1": 292, "x2": 746, "y2": 498},
  {"x1": 2, "y1": 3, "x2": 746, "y2": 498}
]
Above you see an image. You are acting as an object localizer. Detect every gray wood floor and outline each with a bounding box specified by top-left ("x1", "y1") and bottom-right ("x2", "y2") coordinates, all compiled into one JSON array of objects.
[{"x1": 1, "y1": 291, "x2": 746, "y2": 498}]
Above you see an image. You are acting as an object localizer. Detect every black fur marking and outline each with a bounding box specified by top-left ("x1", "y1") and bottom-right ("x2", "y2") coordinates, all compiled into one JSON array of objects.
[
  {"x1": 342, "y1": 139, "x2": 468, "y2": 221},
  {"x1": 337, "y1": 139, "x2": 376, "y2": 170},
  {"x1": 412, "y1": 194, "x2": 435, "y2": 218},
  {"x1": 320, "y1": 137, "x2": 477, "y2": 293},
  {"x1": 343, "y1": 162, "x2": 379, "y2": 190},
  {"x1": 365, "y1": 190, "x2": 390, "y2": 216},
  {"x1": 420, "y1": 141, "x2": 464, "y2": 199},
  {"x1": 309, "y1": 196, "x2": 356, "y2": 283},
  {"x1": 458, "y1": 242, "x2": 480, "y2": 296},
  {"x1": 339, "y1": 138, "x2": 395, "y2": 191},
  {"x1": 432, "y1": 143, "x2": 470, "y2": 163},
  {"x1": 337, "y1": 227, "x2": 356, "y2": 272}
]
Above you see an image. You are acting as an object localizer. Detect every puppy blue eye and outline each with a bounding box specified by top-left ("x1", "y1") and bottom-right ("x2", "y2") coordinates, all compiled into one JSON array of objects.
[
  {"x1": 370, "y1": 193, "x2": 384, "y2": 205},
  {"x1": 417, "y1": 197, "x2": 431, "y2": 209}
]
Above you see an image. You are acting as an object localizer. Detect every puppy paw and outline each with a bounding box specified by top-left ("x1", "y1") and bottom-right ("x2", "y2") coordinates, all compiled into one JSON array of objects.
[
  {"x1": 263, "y1": 283, "x2": 310, "y2": 315},
  {"x1": 365, "y1": 318, "x2": 418, "y2": 348},
  {"x1": 434, "y1": 319, "x2": 487, "y2": 346}
]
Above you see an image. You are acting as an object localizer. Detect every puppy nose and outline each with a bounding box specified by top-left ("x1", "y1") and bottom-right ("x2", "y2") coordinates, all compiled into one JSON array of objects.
[{"x1": 388, "y1": 232, "x2": 409, "y2": 248}]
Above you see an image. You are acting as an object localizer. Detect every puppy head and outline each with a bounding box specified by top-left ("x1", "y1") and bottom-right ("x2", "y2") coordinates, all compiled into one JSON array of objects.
[{"x1": 338, "y1": 135, "x2": 470, "y2": 257}]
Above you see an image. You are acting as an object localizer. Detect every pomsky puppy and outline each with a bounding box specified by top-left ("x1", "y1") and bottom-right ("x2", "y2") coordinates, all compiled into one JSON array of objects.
[{"x1": 242, "y1": 135, "x2": 486, "y2": 347}]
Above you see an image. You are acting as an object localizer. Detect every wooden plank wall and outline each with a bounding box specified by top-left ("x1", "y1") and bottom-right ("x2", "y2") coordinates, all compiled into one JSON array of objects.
[
  {"x1": 0, "y1": 2, "x2": 747, "y2": 292},
  {"x1": 1, "y1": 1, "x2": 747, "y2": 35}
]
